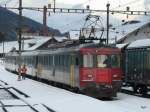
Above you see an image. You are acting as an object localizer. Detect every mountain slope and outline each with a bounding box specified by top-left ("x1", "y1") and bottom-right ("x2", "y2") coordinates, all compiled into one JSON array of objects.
[{"x1": 0, "y1": 7, "x2": 62, "y2": 41}]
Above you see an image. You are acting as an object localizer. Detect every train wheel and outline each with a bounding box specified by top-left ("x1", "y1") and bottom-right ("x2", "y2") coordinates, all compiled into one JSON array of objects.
[
  {"x1": 133, "y1": 85, "x2": 138, "y2": 93},
  {"x1": 140, "y1": 86, "x2": 147, "y2": 95},
  {"x1": 135, "y1": 85, "x2": 147, "y2": 95},
  {"x1": 73, "y1": 87, "x2": 79, "y2": 93}
]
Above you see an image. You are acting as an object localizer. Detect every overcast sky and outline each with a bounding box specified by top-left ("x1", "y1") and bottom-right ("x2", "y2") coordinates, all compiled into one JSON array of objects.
[
  {"x1": 2, "y1": 0, "x2": 147, "y2": 10},
  {"x1": 1, "y1": 0, "x2": 149, "y2": 32}
]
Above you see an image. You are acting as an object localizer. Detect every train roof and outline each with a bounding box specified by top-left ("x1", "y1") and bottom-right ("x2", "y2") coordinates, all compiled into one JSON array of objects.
[
  {"x1": 127, "y1": 39, "x2": 150, "y2": 49},
  {"x1": 116, "y1": 43, "x2": 128, "y2": 49},
  {"x1": 6, "y1": 43, "x2": 119, "y2": 56}
]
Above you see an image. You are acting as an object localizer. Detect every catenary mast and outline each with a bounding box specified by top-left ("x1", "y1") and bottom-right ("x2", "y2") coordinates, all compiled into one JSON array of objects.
[{"x1": 18, "y1": 0, "x2": 22, "y2": 80}]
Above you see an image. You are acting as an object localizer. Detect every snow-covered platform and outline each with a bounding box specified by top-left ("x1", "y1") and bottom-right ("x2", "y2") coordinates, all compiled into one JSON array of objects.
[{"x1": 0, "y1": 63, "x2": 149, "y2": 112}]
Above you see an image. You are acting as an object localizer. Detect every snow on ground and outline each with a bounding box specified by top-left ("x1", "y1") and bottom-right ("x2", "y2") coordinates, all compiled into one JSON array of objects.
[
  {"x1": 110, "y1": 93, "x2": 150, "y2": 112},
  {"x1": 0, "y1": 62, "x2": 149, "y2": 112}
]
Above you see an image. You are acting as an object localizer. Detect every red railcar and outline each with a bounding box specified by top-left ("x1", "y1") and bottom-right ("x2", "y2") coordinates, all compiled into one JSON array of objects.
[
  {"x1": 5, "y1": 43, "x2": 122, "y2": 98},
  {"x1": 79, "y1": 48, "x2": 122, "y2": 98}
]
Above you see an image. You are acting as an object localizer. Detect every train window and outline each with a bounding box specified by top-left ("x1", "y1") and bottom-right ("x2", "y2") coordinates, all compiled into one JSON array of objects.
[
  {"x1": 144, "y1": 51, "x2": 147, "y2": 71},
  {"x1": 57, "y1": 55, "x2": 60, "y2": 65},
  {"x1": 42, "y1": 56, "x2": 44, "y2": 65},
  {"x1": 48, "y1": 56, "x2": 50, "y2": 66},
  {"x1": 43, "y1": 56, "x2": 45, "y2": 65},
  {"x1": 61, "y1": 55, "x2": 64, "y2": 66},
  {"x1": 83, "y1": 54, "x2": 93, "y2": 67},
  {"x1": 50, "y1": 55, "x2": 52, "y2": 66},
  {"x1": 64, "y1": 55, "x2": 69, "y2": 66},
  {"x1": 46, "y1": 56, "x2": 48, "y2": 66},
  {"x1": 55, "y1": 55, "x2": 58, "y2": 66},
  {"x1": 44, "y1": 56, "x2": 46, "y2": 66},
  {"x1": 147, "y1": 52, "x2": 150, "y2": 69},
  {"x1": 60, "y1": 55, "x2": 62, "y2": 65},
  {"x1": 47, "y1": 56, "x2": 49, "y2": 66},
  {"x1": 110, "y1": 54, "x2": 120, "y2": 68},
  {"x1": 58, "y1": 55, "x2": 60, "y2": 65},
  {"x1": 75, "y1": 57, "x2": 79, "y2": 65},
  {"x1": 51, "y1": 56, "x2": 53, "y2": 66},
  {"x1": 97, "y1": 55, "x2": 109, "y2": 68}
]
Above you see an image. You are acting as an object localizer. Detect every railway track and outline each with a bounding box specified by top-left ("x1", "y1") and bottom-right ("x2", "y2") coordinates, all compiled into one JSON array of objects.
[
  {"x1": 120, "y1": 89, "x2": 150, "y2": 99},
  {"x1": 0, "y1": 80, "x2": 56, "y2": 112}
]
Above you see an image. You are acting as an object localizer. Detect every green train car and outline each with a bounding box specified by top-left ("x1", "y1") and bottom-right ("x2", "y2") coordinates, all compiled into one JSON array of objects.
[{"x1": 124, "y1": 39, "x2": 150, "y2": 94}]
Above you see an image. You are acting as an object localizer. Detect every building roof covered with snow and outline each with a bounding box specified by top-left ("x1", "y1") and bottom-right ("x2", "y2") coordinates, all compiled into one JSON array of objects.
[
  {"x1": 0, "y1": 36, "x2": 68, "y2": 54},
  {"x1": 127, "y1": 39, "x2": 150, "y2": 49},
  {"x1": 114, "y1": 20, "x2": 150, "y2": 44}
]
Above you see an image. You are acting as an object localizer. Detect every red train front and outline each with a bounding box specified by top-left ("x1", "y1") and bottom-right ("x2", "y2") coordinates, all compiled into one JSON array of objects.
[{"x1": 79, "y1": 47, "x2": 122, "y2": 98}]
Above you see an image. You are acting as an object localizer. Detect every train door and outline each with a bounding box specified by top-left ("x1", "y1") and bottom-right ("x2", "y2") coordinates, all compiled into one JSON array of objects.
[
  {"x1": 132, "y1": 50, "x2": 140, "y2": 81},
  {"x1": 69, "y1": 53, "x2": 79, "y2": 88},
  {"x1": 134, "y1": 50, "x2": 139, "y2": 81},
  {"x1": 73, "y1": 54, "x2": 79, "y2": 87},
  {"x1": 138, "y1": 50, "x2": 143, "y2": 81},
  {"x1": 125, "y1": 50, "x2": 133, "y2": 81},
  {"x1": 70, "y1": 54, "x2": 75, "y2": 87},
  {"x1": 146, "y1": 51, "x2": 150, "y2": 82},
  {"x1": 143, "y1": 49, "x2": 149, "y2": 83}
]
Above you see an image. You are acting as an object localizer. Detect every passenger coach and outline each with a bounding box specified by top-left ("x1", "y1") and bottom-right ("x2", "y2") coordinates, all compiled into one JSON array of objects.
[{"x1": 5, "y1": 43, "x2": 122, "y2": 98}]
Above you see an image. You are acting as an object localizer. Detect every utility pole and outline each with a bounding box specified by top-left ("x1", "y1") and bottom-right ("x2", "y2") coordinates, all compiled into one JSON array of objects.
[
  {"x1": 3, "y1": 40, "x2": 4, "y2": 58},
  {"x1": 43, "y1": 5, "x2": 48, "y2": 36},
  {"x1": 18, "y1": 0, "x2": 22, "y2": 80},
  {"x1": 54, "y1": 0, "x2": 56, "y2": 13},
  {"x1": 106, "y1": 3, "x2": 110, "y2": 45}
]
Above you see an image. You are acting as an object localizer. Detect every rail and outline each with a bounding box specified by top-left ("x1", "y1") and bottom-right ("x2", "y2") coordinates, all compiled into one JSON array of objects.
[
  {"x1": 121, "y1": 89, "x2": 150, "y2": 99},
  {"x1": 0, "y1": 80, "x2": 56, "y2": 112}
]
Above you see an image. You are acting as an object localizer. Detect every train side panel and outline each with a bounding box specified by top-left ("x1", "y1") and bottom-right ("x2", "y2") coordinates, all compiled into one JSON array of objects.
[
  {"x1": 125, "y1": 48, "x2": 150, "y2": 85},
  {"x1": 28, "y1": 53, "x2": 80, "y2": 88},
  {"x1": 5, "y1": 45, "x2": 122, "y2": 98},
  {"x1": 125, "y1": 48, "x2": 150, "y2": 94}
]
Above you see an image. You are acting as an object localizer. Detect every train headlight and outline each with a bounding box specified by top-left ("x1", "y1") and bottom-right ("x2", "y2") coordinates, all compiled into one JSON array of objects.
[
  {"x1": 87, "y1": 74, "x2": 93, "y2": 78},
  {"x1": 113, "y1": 74, "x2": 118, "y2": 78}
]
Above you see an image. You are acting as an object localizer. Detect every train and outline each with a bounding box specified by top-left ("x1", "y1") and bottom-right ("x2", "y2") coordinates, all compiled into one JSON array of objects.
[
  {"x1": 122, "y1": 39, "x2": 150, "y2": 95},
  {"x1": 5, "y1": 42, "x2": 122, "y2": 98}
]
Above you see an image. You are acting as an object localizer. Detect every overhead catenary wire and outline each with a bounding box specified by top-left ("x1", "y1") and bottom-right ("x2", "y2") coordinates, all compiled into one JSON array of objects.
[
  {"x1": 3, "y1": 1, "x2": 150, "y2": 36},
  {"x1": 3, "y1": 0, "x2": 150, "y2": 16},
  {"x1": 5, "y1": 6, "x2": 150, "y2": 17},
  {"x1": 6, "y1": 6, "x2": 150, "y2": 35},
  {"x1": 58, "y1": 14, "x2": 104, "y2": 33}
]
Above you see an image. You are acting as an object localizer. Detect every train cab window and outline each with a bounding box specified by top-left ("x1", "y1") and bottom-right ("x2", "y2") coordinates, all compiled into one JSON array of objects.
[
  {"x1": 83, "y1": 54, "x2": 93, "y2": 67},
  {"x1": 97, "y1": 55, "x2": 109, "y2": 68},
  {"x1": 110, "y1": 54, "x2": 120, "y2": 68}
]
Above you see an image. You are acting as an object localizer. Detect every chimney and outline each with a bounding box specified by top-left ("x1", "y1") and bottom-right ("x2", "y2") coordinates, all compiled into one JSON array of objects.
[{"x1": 43, "y1": 5, "x2": 48, "y2": 36}]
